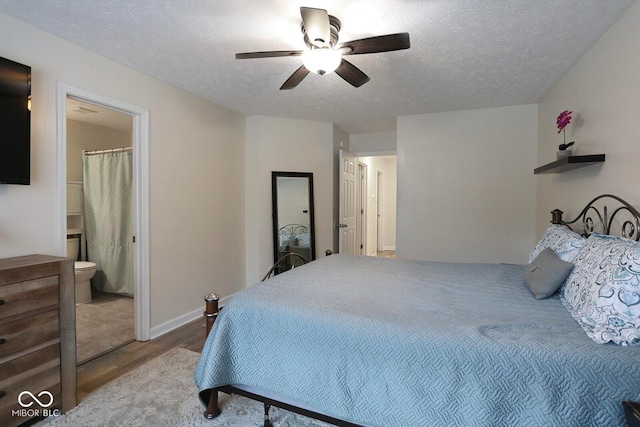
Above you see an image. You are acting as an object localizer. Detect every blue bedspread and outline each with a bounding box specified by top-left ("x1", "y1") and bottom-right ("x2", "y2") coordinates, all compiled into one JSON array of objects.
[{"x1": 194, "y1": 255, "x2": 640, "y2": 426}]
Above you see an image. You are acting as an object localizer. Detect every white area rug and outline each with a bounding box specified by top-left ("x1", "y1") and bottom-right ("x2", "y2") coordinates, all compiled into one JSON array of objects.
[{"x1": 37, "y1": 348, "x2": 331, "y2": 427}]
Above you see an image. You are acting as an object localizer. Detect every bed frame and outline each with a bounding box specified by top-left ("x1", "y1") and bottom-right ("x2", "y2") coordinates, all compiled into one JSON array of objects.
[
  {"x1": 201, "y1": 194, "x2": 640, "y2": 427},
  {"x1": 550, "y1": 193, "x2": 640, "y2": 241},
  {"x1": 278, "y1": 223, "x2": 309, "y2": 243},
  {"x1": 201, "y1": 292, "x2": 360, "y2": 427},
  {"x1": 275, "y1": 224, "x2": 311, "y2": 274}
]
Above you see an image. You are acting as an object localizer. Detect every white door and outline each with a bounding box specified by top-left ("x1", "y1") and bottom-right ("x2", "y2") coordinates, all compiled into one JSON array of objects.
[{"x1": 339, "y1": 150, "x2": 358, "y2": 254}]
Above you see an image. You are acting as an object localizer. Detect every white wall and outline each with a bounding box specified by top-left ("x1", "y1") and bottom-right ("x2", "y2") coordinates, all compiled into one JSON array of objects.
[
  {"x1": 67, "y1": 119, "x2": 132, "y2": 182},
  {"x1": 0, "y1": 11, "x2": 246, "y2": 330},
  {"x1": 397, "y1": 104, "x2": 538, "y2": 264},
  {"x1": 350, "y1": 131, "x2": 397, "y2": 155},
  {"x1": 245, "y1": 116, "x2": 334, "y2": 284},
  {"x1": 276, "y1": 177, "x2": 311, "y2": 226},
  {"x1": 536, "y1": 1, "x2": 640, "y2": 237}
]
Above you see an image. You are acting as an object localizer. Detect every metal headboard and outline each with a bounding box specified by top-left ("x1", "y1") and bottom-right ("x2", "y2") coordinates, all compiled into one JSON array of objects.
[
  {"x1": 550, "y1": 194, "x2": 640, "y2": 241},
  {"x1": 279, "y1": 224, "x2": 309, "y2": 241}
]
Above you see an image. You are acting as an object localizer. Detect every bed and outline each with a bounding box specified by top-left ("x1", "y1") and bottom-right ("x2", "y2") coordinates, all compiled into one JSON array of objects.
[
  {"x1": 272, "y1": 224, "x2": 312, "y2": 274},
  {"x1": 276, "y1": 223, "x2": 311, "y2": 271},
  {"x1": 195, "y1": 194, "x2": 640, "y2": 426}
]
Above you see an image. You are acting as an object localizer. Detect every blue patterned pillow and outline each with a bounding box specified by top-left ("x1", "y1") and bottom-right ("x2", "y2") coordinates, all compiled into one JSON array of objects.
[
  {"x1": 561, "y1": 233, "x2": 640, "y2": 346},
  {"x1": 529, "y1": 225, "x2": 586, "y2": 264}
]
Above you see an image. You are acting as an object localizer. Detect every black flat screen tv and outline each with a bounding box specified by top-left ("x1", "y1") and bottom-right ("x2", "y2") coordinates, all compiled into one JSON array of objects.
[{"x1": 0, "y1": 56, "x2": 31, "y2": 185}]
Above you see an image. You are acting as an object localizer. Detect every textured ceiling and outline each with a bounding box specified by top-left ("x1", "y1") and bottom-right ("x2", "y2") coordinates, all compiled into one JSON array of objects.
[{"x1": 0, "y1": 0, "x2": 635, "y2": 134}]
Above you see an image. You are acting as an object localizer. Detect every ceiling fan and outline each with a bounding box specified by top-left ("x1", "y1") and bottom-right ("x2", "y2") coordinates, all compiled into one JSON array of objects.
[{"x1": 235, "y1": 7, "x2": 410, "y2": 90}]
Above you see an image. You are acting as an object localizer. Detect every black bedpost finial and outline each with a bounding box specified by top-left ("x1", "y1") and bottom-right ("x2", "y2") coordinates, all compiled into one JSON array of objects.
[
  {"x1": 263, "y1": 403, "x2": 273, "y2": 427},
  {"x1": 551, "y1": 209, "x2": 563, "y2": 224},
  {"x1": 204, "y1": 293, "x2": 220, "y2": 337}
]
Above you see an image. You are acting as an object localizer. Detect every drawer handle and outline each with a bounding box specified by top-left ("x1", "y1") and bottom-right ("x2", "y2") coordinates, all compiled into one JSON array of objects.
[
  {"x1": 0, "y1": 299, "x2": 4, "y2": 305},
  {"x1": 0, "y1": 338, "x2": 4, "y2": 345},
  {"x1": 0, "y1": 391, "x2": 4, "y2": 398}
]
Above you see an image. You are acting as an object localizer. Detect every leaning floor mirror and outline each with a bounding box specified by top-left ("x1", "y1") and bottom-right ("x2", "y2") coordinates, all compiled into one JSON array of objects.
[{"x1": 272, "y1": 171, "x2": 316, "y2": 275}]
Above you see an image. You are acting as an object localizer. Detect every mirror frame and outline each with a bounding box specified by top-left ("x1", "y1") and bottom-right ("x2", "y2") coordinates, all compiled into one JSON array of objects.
[{"x1": 271, "y1": 171, "x2": 316, "y2": 269}]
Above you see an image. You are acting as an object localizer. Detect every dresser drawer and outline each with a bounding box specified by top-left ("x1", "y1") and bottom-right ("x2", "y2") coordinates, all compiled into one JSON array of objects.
[
  {"x1": 0, "y1": 310, "x2": 59, "y2": 359},
  {"x1": 0, "y1": 344, "x2": 61, "y2": 426},
  {"x1": 0, "y1": 276, "x2": 59, "y2": 321}
]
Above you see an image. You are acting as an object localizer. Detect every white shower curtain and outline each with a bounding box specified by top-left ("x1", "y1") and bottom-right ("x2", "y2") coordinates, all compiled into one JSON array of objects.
[{"x1": 82, "y1": 150, "x2": 134, "y2": 295}]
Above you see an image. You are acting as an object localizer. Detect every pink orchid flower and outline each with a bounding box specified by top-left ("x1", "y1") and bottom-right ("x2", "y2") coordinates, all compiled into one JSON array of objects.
[{"x1": 557, "y1": 110, "x2": 572, "y2": 133}]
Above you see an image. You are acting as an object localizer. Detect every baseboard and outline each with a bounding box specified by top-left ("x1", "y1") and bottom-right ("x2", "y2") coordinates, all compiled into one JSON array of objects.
[
  {"x1": 382, "y1": 246, "x2": 396, "y2": 251},
  {"x1": 149, "y1": 294, "x2": 233, "y2": 340}
]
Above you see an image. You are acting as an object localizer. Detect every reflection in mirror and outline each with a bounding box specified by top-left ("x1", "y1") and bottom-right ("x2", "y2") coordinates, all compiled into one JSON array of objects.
[{"x1": 272, "y1": 172, "x2": 316, "y2": 275}]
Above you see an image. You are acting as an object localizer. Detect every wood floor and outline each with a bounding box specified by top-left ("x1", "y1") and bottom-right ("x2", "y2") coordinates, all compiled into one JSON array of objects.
[
  {"x1": 76, "y1": 317, "x2": 207, "y2": 401},
  {"x1": 375, "y1": 250, "x2": 396, "y2": 259}
]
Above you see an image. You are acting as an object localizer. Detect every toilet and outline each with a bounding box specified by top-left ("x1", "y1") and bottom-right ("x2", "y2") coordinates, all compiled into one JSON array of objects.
[{"x1": 66, "y1": 236, "x2": 96, "y2": 304}]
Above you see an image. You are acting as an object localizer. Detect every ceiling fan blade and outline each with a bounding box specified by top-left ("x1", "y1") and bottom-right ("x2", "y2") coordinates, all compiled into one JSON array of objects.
[
  {"x1": 334, "y1": 59, "x2": 370, "y2": 88},
  {"x1": 339, "y1": 33, "x2": 410, "y2": 55},
  {"x1": 301, "y1": 7, "x2": 330, "y2": 47},
  {"x1": 280, "y1": 65, "x2": 311, "y2": 90},
  {"x1": 236, "y1": 50, "x2": 303, "y2": 59}
]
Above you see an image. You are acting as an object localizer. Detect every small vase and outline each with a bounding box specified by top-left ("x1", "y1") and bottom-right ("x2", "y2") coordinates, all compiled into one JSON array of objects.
[{"x1": 557, "y1": 149, "x2": 572, "y2": 159}]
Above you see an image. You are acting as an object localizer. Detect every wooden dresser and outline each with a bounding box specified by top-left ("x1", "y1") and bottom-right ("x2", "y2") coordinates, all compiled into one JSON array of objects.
[{"x1": 0, "y1": 255, "x2": 76, "y2": 427}]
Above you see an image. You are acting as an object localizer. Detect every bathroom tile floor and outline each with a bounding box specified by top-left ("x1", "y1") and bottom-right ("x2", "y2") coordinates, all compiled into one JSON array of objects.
[{"x1": 76, "y1": 291, "x2": 135, "y2": 365}]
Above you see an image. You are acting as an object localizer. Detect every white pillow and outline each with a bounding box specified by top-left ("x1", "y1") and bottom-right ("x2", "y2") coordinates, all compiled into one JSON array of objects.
[
  {"x1": 529, "y1": 225, "x2": 585, "y2": 264},
  {"x1": 561, "y1": 233, "x2": 640, "y2": 346},
  {"x1": 297, "y1": 233, "x2": 310, "y2": 247}
]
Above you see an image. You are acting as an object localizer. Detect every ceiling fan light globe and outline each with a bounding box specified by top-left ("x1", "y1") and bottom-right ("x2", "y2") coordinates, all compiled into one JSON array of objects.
[{"x1": 302, "y1": 48, "x2": 342, "y2": 75}]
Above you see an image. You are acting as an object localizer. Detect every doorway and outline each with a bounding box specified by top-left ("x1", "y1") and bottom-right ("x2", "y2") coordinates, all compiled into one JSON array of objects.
[
  {"x1": 68, "y1": 98, "x2": 136, "y2": 364},
  {"x1": 351, "y1": 155, "x2": 397, "y2": 257},
  {"x1": 56, "y1": 83, "x2": 150, "y2": 355}
]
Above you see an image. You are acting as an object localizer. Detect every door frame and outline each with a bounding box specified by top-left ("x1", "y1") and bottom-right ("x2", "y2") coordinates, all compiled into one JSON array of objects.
[
  {"x1": 56, "y1": 82, "x2": 150, "y2": 341},
  {"x1": 376, "y1": 170, "x2": 384, "y2": 252},
  {"x1": 357, "y1": 162, "x2": 367, "y2": 255}
]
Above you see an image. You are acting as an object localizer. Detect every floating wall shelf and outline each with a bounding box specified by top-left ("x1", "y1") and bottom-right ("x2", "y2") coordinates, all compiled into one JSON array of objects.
[{"x1": 534, "y1": 154, "x2": 606, "y2": 175}]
